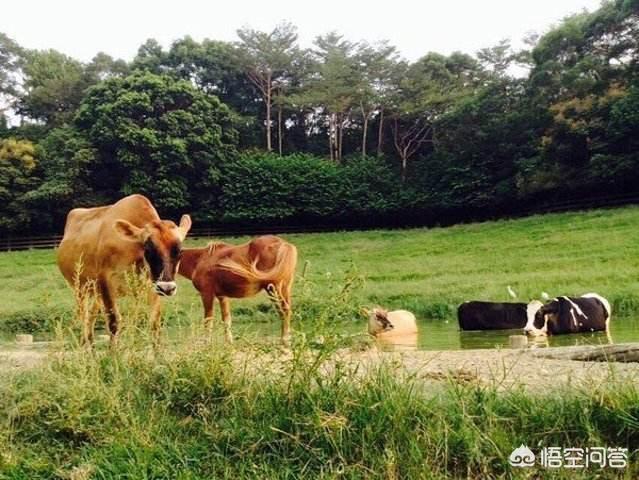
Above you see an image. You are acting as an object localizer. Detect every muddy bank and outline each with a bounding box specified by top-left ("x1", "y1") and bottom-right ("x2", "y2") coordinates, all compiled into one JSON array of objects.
[
  {"x1": 2, "y1": 343, "x2": 638, "y2": 392},
  {"x1": 343, "y1": 347, "x2": 639, "y2": 391},
  {"x1": 0, "y1": 349, "x2": 47, "y2": 372}
]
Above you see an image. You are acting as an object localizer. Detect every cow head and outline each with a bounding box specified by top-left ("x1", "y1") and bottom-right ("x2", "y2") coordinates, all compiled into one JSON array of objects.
[
  {"x1": 522, "y1": 300, "x2": 543, "y2": 334},
  {"x1": 524, "y1": 298, "x2": 560, "y2": 336},
  {"x1": 366, "y1": 307, "x2": 394, "y2": 335},
  {"x1": 114, "y1": 214, "x2": 192, "y2": 296}
]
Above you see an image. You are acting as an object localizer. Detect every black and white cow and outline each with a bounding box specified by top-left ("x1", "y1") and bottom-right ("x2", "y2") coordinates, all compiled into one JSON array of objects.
[
  {"x1": 523, "y1": 293, "x2": 611, "y2": 336},
  {"x1": 458, "y1": 300, "x2": 544, "y2": 331}
]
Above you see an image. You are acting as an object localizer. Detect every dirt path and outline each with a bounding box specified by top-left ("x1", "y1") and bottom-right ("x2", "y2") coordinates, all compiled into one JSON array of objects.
[
  {"x1": 343, "y1": 347, "x2": 639, "y2": 391},
  {"x1": 2, "y1": 343, "x2": 638, "y2": 392},
  {"x1": 0, "y1": 349, "x2": 48, "y2": 372}
]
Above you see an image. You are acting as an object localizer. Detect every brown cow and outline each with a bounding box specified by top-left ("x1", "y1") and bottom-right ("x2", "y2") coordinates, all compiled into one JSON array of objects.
[
  {"x1": 179, "y1": 235, "x2": 297, "y2": 344},
  {"x1": 57, "y1": 194, "x2": 192, "y2": 344}
]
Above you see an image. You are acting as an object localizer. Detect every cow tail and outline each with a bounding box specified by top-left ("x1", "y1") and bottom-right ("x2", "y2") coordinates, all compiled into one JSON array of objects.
[{"x1": 217, "y1": 242, "x2": 297, "y2": 284}]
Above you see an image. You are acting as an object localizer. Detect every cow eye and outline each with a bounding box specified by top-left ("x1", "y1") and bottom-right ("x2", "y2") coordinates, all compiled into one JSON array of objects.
[
  {"x1": 171, "y1": 246, "x2": 182, "y2": 259},
  {"x1": 144, "y1": 242, "x2": 160, "y2": 263}
]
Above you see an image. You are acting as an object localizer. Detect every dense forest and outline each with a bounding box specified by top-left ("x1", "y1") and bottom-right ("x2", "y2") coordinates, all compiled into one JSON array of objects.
[{"x1": 0, "y1": 0, "x2": 638, "y2": 234}]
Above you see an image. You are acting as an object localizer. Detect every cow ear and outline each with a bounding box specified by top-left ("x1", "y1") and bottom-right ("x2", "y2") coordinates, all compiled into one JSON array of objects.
[
  {"x1": 114, "y1": 220, "x2": 146, "y2": 243},
  {"x1": 177, "y1": 214, "x2": 192, "y2": 241},
  {"x1": 360, "y1": 307, "x2": 370, "y2": 316}
]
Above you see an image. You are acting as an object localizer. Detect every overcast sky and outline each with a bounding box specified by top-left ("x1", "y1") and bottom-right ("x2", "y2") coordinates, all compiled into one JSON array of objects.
[{"x1": 2, "y1": 0, "x2": 603, "y2": 62}]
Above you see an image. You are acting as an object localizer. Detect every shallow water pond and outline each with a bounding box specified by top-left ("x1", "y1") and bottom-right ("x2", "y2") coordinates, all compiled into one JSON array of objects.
[
  {"x1": 181, "y1": 314, "x2": 639, "y2": 351},
  {"x1": 2, "y1": 315, "x2": 639, "y2": 352},
  {"x1": 375, "y1": 315, "x2": 639, "y2": 351}
]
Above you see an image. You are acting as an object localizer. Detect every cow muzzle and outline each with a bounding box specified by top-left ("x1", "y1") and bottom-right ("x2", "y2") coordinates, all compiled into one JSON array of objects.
[
  {"x1": 524, "y1": 327, "x2": 546, "y2": 337},
  {"x1": 155, "y1": 281, "x2": 177, "y2": 296}
]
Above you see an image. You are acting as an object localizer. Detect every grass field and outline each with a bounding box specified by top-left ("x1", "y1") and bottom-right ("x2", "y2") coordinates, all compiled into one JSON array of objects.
[
  {"x1": 2, "y1": 337, "x2": 638, "y2": 479},
  {"x1": 2, "y1": 205, "x2": 639, "y2": 335},
  {"x1": 1, "y1": 207, "x2": 639, "y2": 478}
]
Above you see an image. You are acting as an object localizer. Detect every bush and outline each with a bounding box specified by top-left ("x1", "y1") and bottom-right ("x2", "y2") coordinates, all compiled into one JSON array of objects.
[
  {"x1": 75, "y1": 72, "x2": 238, "y2": 219},
  {"x1": 220, "y1": 152, "x2": 342, "y2": 223},
  {"x1": 220, "y1": 153, "x2": 410, "y2": 225}
]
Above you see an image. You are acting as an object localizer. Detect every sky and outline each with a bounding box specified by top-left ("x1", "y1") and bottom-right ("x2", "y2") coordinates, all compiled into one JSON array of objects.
[{"x1": 2, "y1": 0, "x2": 603, "y2": 62}]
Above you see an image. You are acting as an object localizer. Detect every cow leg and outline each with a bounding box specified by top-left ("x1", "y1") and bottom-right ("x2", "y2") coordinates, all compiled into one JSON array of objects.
[
  {"x1": 82, "y1": 297, "x2": 101, "y2": 347},
  {"x1": 201, "y1": 292, "x2": 215, "y2": 333},
  {"x1": 271, "y1": 281, "x2": 292, "y2": 345},
  {"x1": 98, "y1": 278, "x2": 120, "y2": 345},
  {"x1": 220, "y1": 297, "x2": 233, "y2": 344},
  {"x1": 149, "y1": 290, "x2": 162, "y2": 345}
]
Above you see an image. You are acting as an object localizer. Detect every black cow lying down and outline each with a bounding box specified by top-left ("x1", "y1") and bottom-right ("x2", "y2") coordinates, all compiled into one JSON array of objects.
[
  {"x1": 458, "y1": 300, "x2": 543, "y2": 331},
  {"x1": 524, "y1": 293, "x2": 611, "y2": 336}
]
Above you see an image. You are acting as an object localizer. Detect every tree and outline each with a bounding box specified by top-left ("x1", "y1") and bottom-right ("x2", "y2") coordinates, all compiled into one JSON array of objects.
[
  {"x1": 85, "y1": 52, "x2": 129, "y2": 81},
  {"x1": 354, "y1": 41, "x2": 401, "y2": 158},
  {"x1": 237, "y1": 21, "x2": 299, "y2": 152},
  {"x1": 75, "y1": 72, "x2": 238, "y2": 219},
  {"x1": 0, "y1": 33, "x2": 22, "y2": 115},
  {"x1": 16, "y1": 49, "x2": 90, "y2": 126},
  {"x1": 476, "y1": 38, "x2": 523, "y2": 79},
  {"x1": 526, "y1": 1, "x2": 639, "y2": 195},
  {"x1": 299, "y1": 33, "x2": 359, "y2": 163},
  {"x1": 430, "y1": 79, "x2": 544, "y2": 209},
  {"x1": 390, "y1": 52, "x2": 481, "y2": 181},
  {"x1": 164, "y1": 37, "x2": 262, "y2": 148},
  {"x1": 0, "y1": 138, "x2": 37, "y2": 232},
  {"x1": 23, "y1": 126, "x2": 98, "y2": 231},
  {"x1": 131, "y1": 38, "x2": 168, "y2": 73}
]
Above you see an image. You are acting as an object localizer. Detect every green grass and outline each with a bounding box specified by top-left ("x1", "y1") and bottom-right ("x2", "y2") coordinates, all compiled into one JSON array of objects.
[
  {"x1": 1, "y1": 207, "x2": 639, "y2": 478},
  {"x1": 1, "y1": 332, "x2": 638, "y2": 478},
  {"x1": 2, "y1": 205, "x2": 639, "y2": 334}
]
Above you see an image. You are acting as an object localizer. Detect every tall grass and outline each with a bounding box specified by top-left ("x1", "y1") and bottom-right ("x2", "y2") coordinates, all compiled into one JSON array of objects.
[{"x1": 1, "y1": 330, "x2": 638, "y2": 478}]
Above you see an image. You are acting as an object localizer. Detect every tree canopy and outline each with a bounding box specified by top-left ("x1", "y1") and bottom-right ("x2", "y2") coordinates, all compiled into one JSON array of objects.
[{"x1": 1, "y1": 0, "x2": 638, "y2": 234}]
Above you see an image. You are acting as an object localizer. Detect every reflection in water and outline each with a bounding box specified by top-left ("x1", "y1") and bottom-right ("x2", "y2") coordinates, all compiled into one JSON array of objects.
[
  {"x1": 458, "y1": 328, "x2": 616, "y2": 350},
  {"x1": 527, "y1": 336, "x2": 550, "y2": 349},
  {"x1": 0, "y1": 315, "x2": 634, "y2": 352},
  {"x1": 457, "y1": 330, "x2": 553, "y2": 350},
  {"x1": 376, "y1": 332, "x2": 419, "y2": 352},
  {"x1": 411, "y1": 314, "x2": 637, "y2": 351}
]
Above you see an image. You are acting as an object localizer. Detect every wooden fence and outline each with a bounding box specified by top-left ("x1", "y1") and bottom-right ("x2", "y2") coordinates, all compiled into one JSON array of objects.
[
  {"x1": 3, "y1": 193, "x2": 639, "y2": 252},
  {"x1": 0, "y1": 225, "x2": 346, "y2": 252}
]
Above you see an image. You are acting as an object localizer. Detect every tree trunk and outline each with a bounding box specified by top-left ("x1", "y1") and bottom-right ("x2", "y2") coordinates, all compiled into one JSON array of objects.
[
  {"x1": 377, "y1": 108, "x2": 385, "y2": 156},
  {"x1": 401, "y1": 155, "x2": 407, "y2": 183},
  {"x1": 362, "y1": 108, "x2": 369, "y2": 159},
  {"x1": 278, "y1": 103, "x2": 283, "y2": 156},
  {"x1": 328, "y1": 126, "x2": 333, "y2": 162},
  {"x1": 337, "y1": 114, "x2": 344, "y2": 164},
  {"x1": 265, "y1": 74, "x2": 272, "y2": 152},
  {"x1": 329, "y1": 113, "x2": 335, "y2": 162}
]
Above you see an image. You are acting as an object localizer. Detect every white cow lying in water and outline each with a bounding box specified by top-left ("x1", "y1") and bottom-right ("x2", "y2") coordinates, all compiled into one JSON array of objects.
[{"x1": 366, "y1": 307, "x2": 418, "y2": 337}]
